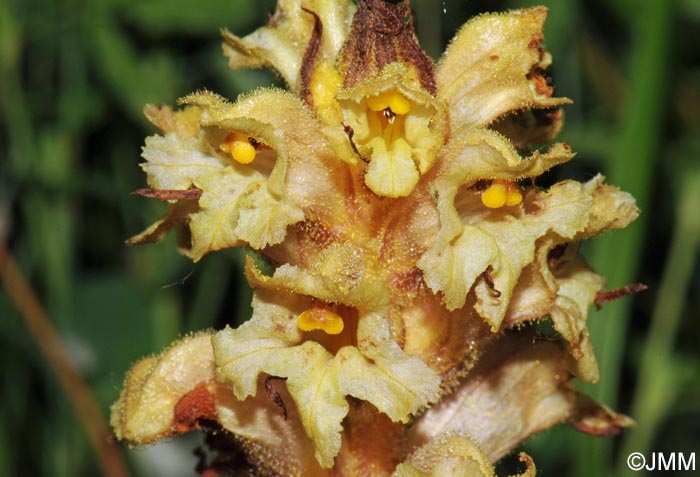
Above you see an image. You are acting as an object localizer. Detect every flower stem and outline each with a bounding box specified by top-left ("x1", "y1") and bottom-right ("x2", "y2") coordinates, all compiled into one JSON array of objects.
[{"x1": 0, "y1": 241, "x2": 128, "y2": 477}]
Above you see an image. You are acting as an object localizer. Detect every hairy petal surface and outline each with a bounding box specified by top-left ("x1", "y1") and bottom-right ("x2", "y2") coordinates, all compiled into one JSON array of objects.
[
  {"x1": 110, "y1": 333, "x2": 329, "y2": 477},
  {"x1": 212, "y1": 260, "x2": 440, "y2": 467},
  {"x1": 222, "y1": 0, "x2": 355, "y2": 91},
  {"x1": 407, "y1": 334, "x2": 631, "y2": 463},
  {"x1": 394, "y1": 433, "x2": 536, "y2": 477},
  {"x1": 420, "y1": 179, "x2": 590, "y2": 328},
  {"x1": 437, "y1": 7, "x2": 570, "y2": 130},
  {"x1": 111, "y1": 332, "x2": 218, "y2": 444}
]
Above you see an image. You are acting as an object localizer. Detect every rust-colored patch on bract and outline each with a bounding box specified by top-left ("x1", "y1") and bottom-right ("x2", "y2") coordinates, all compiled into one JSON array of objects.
[
  {"x1": 531, "y1": 72, "x2": 553, "y2": 97},
  {"x1": 528, "y1": 32, "x2": 544, "y2": 50},
  {"x1": 173, "y1": 383, "x2": 217, "y2": 434}
]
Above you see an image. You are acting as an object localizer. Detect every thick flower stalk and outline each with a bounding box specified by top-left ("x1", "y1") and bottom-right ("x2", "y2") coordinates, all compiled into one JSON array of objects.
[{"x1": 111, "y1": 1, "x2": 639, "y2": 476}]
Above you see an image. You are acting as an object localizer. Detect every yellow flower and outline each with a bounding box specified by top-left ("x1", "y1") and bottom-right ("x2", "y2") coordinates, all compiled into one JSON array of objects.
[{"x1": 113, "y1": 1, "x2": 640, "y2": 475}]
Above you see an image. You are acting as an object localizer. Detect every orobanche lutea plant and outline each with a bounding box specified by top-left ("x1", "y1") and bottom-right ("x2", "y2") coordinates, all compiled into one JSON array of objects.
[{"x1": 112, "y1": 1, "x2": 640, "y2": 475}]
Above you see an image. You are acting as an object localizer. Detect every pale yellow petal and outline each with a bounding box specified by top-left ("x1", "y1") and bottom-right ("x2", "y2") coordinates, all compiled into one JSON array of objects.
[
  {"x1": 434, "y1": 128, "x2": 573, "y2": 187},
  {"x1": 213, "y1": 262, "x2": 440, "y2": 467},
  {"x1": 143, "y1": 103, "x2": 202, "y2": 138},
  {"x1": 222, "y1": 0, "x2": 355, "y2": 92},
  {"x1": 111, "y1": 332, "x2": 217, "y2": 443},
  {"x1": 213, "y1": 318, "x2": 439, "y2": 468},
  {"x1": 335, "y1": 62, "x2": 448, "y2": 197},
  {"x1": 188, "y1": 169, "x2": 303, "y2": 260},
  {"x1": 141, "y1": 132, "x2": 227, "y2": 191},
  {"x1": 419, "y1": 179, "x2": 592, "y2": 329},
  {"x1": 394, "y1": 434, "x2": 536, "y2": 477},
  {"x1": 437, "y1": 7, "x2": 570, "y2": 130}
]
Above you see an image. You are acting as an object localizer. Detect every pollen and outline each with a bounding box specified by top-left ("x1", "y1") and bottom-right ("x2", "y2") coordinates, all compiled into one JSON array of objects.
[
  {"x1": 481, "y1": 181, "x2": 523, "y2": 208},
  {"x1": 220, "y1": 132, "x2": 256, "y2": 164},
  {"x1": 297, "y1": 306, "x2": 345, "y2": 335},
  {"x1": 366, "y1": 89, "x2": 412, "y2": 115}
]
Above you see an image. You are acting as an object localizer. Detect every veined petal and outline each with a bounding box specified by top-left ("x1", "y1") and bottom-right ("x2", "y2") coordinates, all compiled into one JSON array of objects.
[
  {"x1": 213, "y1": 317, "x2": 439, "y2": 468},
  {"x1": 184, "y1": 88, "x2": 350, "y2": 222},
  {"x1": 133, "y1": 89, "x2": 326, "y2": 258},
  {"x1": 419, "y1": 179, "x2": 592, "y2": 329},
  {"x1": 140, "y1": 132, "x2": 226, "y2": 191},
  {"x1": 501, "y1": 178, "x2": 638, "y2": 381},
  {"x1": 213, "y1": 260, "x2": 439, "y2": 467},
  {"x1": 437, "y1": 7, "x2": 571, "y2": 130},
  {"x1": 407, "y1": 334, "x2": 631, "y2": 463},
  {"x1": 189, "y1": 168, "x2": 303, "y2": 258},
  {"x1": 222, "y1": 0, "x2": 355, "y2": 92}
]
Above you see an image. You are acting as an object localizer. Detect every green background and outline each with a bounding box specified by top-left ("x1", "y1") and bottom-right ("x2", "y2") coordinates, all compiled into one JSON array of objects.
[{"x1": 1, "y1": 0, "x2": 698, "y2": 475}]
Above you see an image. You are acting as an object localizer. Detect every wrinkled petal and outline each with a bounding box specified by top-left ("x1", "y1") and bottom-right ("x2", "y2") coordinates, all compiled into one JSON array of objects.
[
  {"x1": 213, "y1": 260, "x2": 440, "y2": 467},
  {"x1": 132, "y1": 89, "x2": 328, "y2": 258},
  {"x1": 140, "y1": 131, "x2": 226, "y2": 191},
  {"x1": 434, "y1": 128, "x2": 573, "y2": 189},
  {"x1": 437, "y1": 7, "x2": 570, "y2": 130},
  {"x1": 189, "y1": 169, "x2": 303, "y2": 257},
  {"x1": 419, "y1": 174, "x2": 637, "y2": 332},
  {"x1": 110, "y1": 333, "x2": 329, "y2": 477},
  {"x1": 419, "y1": 179, "x2": 591, "y2": 328},
  {"x1": 222, "y1": 0, "x2": 355, "y2": 91}
]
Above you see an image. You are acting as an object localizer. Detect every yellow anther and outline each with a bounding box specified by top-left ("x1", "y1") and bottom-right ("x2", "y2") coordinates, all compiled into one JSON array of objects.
[
  {"x1": 482, "y1": 181, "x2": 523, "y2": 208},
  {"x1": 297, "y1": 307, "x2": 345, "y2": 335},
  {"x1": 505, "y1": 189, "x2": 523, "y2": 206},
  {"x1": 388, "y1": 91, "x2": 411, "y2": 115},
  {"x1": 366, "y1": 90, "x2": 411, "y2": 115},
  {"x1": 220, "y1": 132, "x2": 256, "y2": 164},
  {"x1": 481, "y1": 182, "x2": 508, "y2": 208}
]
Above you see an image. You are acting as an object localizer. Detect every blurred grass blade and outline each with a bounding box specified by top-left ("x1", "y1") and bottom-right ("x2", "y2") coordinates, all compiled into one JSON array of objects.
[
  {"x1": 575, "y1": 1, "x2": 677, "y2": 476},
  {"x1": 616, "y1": 169, "x2": 700, "y2": 475}
]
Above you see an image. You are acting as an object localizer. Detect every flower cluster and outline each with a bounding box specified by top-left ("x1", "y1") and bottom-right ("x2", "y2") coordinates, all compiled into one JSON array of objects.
[{"x1": 112, "y1": 1, "x2": 638, "y2": 475}]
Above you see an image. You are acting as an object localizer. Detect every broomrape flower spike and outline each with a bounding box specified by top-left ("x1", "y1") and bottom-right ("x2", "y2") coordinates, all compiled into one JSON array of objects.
[{"x1": 113, "y1": 1, "x2": 641, "y2": 476}]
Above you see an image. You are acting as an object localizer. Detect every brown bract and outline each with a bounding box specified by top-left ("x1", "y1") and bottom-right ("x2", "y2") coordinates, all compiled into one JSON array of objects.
[
  {"x1": 338, "y1": 0, "x2": 436, "y2": 93},
  {"x1": 114, "y1": 1, "x2": 639, "y2": 476}
]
